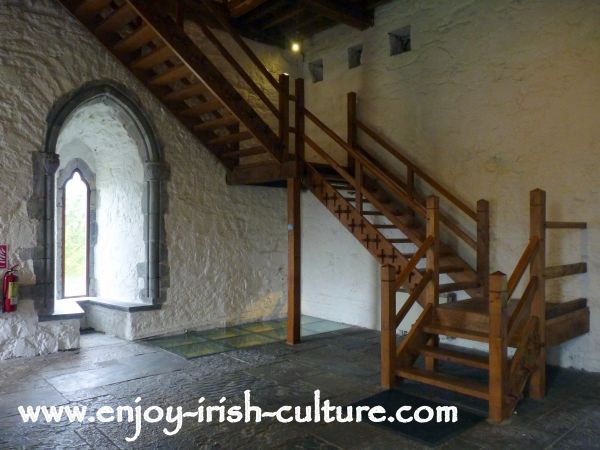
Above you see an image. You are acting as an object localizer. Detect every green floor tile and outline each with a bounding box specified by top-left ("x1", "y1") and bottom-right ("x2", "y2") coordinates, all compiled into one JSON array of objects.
[
  {"x1": 258, "y1": 327, "x2": 288, "y2": 340},
  {"x1": 167, "y1": 341, "x2": 232, "y2": 358},
  {"x1": 300, "y1": 315, "x2": 322, "y2": 325},
  {"x1": 218, "y1": 333, "x2": 277, "y2": 349},
  {"x1": 146, "y1": 334, "x2": 206, "y2": 349},
  {"x1": 239, "y1": 320, "x2": 286, "y2": 333},
  {"x1": 303, "y1": 320, "x2": 350, "y2": 334},
  {"x1": 193, "y1": 327, "x2": 248, "y2": 340}
]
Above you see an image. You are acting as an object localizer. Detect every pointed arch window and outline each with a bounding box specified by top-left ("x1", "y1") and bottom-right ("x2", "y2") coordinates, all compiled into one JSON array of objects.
[{"x1": 62, "y1": 170, "x2": 90, "y2": 297}]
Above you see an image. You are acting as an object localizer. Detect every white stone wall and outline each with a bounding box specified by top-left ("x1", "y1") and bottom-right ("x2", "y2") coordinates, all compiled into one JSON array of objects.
[
  {"x1": 0, "y1": 300, "x2": 79, "y2": 359},
  {"x1": 0, "y1": 0, "x2": 294, "y2": 356},
  {"x1": 300, "y1": 0, "x2": 600, "y2": 371}
]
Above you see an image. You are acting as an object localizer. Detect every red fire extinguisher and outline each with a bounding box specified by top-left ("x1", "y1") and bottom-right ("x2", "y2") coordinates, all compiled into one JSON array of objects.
[{"x1": 2, "y1": 265, "x2": 19, "y2": 313}]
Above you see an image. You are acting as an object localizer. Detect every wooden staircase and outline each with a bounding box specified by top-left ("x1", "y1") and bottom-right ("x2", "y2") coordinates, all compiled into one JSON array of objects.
[{"x1": 58, "y1": 0, "x2": 591, "y2": 423}]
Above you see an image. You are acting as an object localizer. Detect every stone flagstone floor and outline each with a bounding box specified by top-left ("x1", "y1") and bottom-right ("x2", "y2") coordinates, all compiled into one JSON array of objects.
[{"x1": 0, "y1": 325, "x2": 599, "y2": 449}]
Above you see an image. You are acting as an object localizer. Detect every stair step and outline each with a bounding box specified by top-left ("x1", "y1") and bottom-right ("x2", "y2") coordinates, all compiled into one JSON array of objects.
[
  {"x1": 423, "y1": 323, "x2": 488, "y2": 342},
  {"x1": 439, "y1": 281, "x2": 480, "y2": 294},
  {"x1": 420, "y1": 265, "x2": 465, "y2": 275},
  {"x1": 396, "y1": 367, "x2": 489, "y2": 400},
  {"x1": 180, "y1": 99, "x2": 223, "y2": 117},
  {"x1": 388, "y1": 238, "x2": 412, "y2": 244},
  {"x1": 95, "y1": 3, "x2": 136, "y2": 36},
  {"x1": 221, "y1": 146, "x2": 266, "y2": 159},
  {"x1": 131, "y1": 45, "x2": 174, "y2": 70},
  {"x1": 210, "y1": 131, "x2": 253, "y2": 146},
  {"x1": 403, "y1": 249, "x2": 451, "y2": 259},
  {"x1": 374, "y1": 224, "x2": 396, "y2": 229},
  {"x1": 546, "y1": 298, "x2": 588, "y2": 320},
  {"x1": 362, "y1": 211, "x2": 384, "y2": 216},
  {"x1": 164, "y1": 83, "x2": 210, "y2": 103},
  {"x1": 113, "y1": 24, "x2": 155, "y2": 54},
  {"x1": 343, "y1": 197, "x2": 371, "y2": 204},
  {"x1": 76, "y1": 0, "x2": 112, "y2": 21},
  {"x1": 195, "y1": 116, "x2": 239, "y2": 131},
  {"x1": 149, "y1": 64, "x2": 191, "y2": 86},
  {"x1": 418, "y1": 344, "x2": 489, "y2": 370}
]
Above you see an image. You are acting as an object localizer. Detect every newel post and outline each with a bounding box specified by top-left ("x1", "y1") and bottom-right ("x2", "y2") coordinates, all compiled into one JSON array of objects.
[
  {"x1": 381, "y1": 264, "x2": 396, "y2": 388},
  {"x1": 279, "y1": 73, "x2": 290, "y2": 156},
  {"x1": 477, "y1": 199, "x2": 490, "y2": 300},
  {"x1": 424, "y1": 195, "x2": 440, "y2": 371},
  {"x1": 529, "y1": 188, "x2": 546, "y2": 399},
  {"x1": 488, "y1": 271, "x2": 508, "y2": 423}
]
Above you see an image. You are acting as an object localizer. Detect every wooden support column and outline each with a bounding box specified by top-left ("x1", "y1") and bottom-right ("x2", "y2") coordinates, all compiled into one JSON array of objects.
[
  {"x1": 488, "y1": 271, "x2": 508, "y2": 423},
  {"x1": 424, "y1": 195, "x2": 440, "y2": 371},
  {"x1": 286, "y1": 176, "x2": 301, "y2": 344},
  {"x1": 286, "y1": 77, "x2": 303, "y2": 346},
  {"x1": 477, "y1": 199, "x2": 490, "y2": 301},
  {"x1": 294, "y1": 78, "x2": 305, "y2": 160},
  {"x1": 279, "y1": 73, "x2": 290, "y2": 156},
  {"x1": 347, "y1": 92, "x2": 357, "y2": 172},
  {"x1": 380, "y1": 264, "x2": 396, "y2": 388},
  {"x1": 529, "y1": 188, "x2": 546, "y2": 399}
]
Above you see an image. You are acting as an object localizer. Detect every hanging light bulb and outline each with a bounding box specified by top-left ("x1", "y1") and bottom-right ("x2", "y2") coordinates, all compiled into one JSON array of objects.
[{"x1": 291, "y1": 41, "x2": 301, "y2": 53}]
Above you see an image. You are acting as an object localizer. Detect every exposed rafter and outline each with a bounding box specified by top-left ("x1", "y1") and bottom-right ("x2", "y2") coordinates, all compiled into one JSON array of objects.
[{"x1": 299, "y1": 0, "x2": 374, "y2": 30}]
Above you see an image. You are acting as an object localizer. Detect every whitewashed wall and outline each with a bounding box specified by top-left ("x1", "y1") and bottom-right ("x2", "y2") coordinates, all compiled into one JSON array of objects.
[
  {"x1": 300, "y1": 0, "x2": 600, "y2": 371},
  {"x1": 0, "y1": 0, "x2": 296, "y2": 357}
]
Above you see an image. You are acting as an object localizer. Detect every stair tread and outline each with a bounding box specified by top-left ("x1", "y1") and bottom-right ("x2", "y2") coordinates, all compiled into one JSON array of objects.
[
  {"x1": 419, "y1": 265, "x2": 465, "y2": 274},
  {"x1": 180, "y1": 99, "x2": 223, "y2": 116},
  {"x1": 396, "y1": 367, "x2": 489, "y2": 400},
  {"x1": 131, "y1": 45, "x2": 174, "y2": 70},
  {"x1": 113, "y1": 24, "x2": 155, "y2": 54},
  {"x1": 439, "y1": 281, "x2": 480, "y2": 294},
  {"x1": 164, "y1": 83, "x2": 210, "y2": 103},
  {"x1": 195, "y1": 116, "x2": 239, "y2": 131},
  {"x1": 149, "y1": 64, "x2": 191, "y2": 86},
  {"x1": 95, "y1": 3, "x2": 136, "y2": 35},
  {"x1": 210, "y1": 131, "x2": 253, "y2": 146},
  {"x1": 418, "y1": 344, "x2": 489, "y2": 370},
  {"x1": 221, "y1": 146, "x2": 266, "y2": 159},
  {"x1": 423, "y1": 323, "x2": 489, "y2": 342}
]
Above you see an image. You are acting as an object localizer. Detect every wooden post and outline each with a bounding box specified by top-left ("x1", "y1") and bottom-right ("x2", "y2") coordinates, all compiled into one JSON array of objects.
[
  {"x1": 294, "y1": 78, "x2": 305, "y2": 161},
  {"x1": 488, "y1": 271, "x2": 508, "y2": 423},
  {"x1": 279, "y1": 74, "x2": 290, "y2": 156},
  {"x1": 381, "y1": 264, "x2": 396, "y2": 388},
  {"x1": 424, "y1": 196, "x2": 440, "y2": 371},
  {"x1": 286, "y1": 176, "x2": 301, "y2": 345},
  {"x1": 477, "y1": 199, "x2": 490, "y2": 301},
  {"x1": 347, "y1": 92, "x2": 357, "y2": 173},
  {"x1": 529, "y1": 188, "x2": 546, "y2": 399}
]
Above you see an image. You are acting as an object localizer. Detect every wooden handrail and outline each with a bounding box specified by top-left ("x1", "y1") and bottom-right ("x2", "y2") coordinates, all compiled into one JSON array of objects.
[
  {"x1": 304, "y1": 110, "x2": 426, "y2": 216},
  {"x1": 194, "y1": 16, "x2": 280, "y2": 118},
  {"x1": 544, "y1": 262, "x2": 587, "y2": 280},
  {"x1": 201, "y1": 1, "x2": 280, "y2": 91},
  {"x1": 355, "y1": 119, "x2": 477, "y2": 220},
  {"x1": 395, "y1": 270, "x2": 433, "y2": 328},
  {"x1": 507, "y1": 276, "x2": 538, "y2": 336},
  {"x1": 507, "y1": 237, "x2": 540, "y2": 299},
  {"x1": 393, "y1": 236, "x2": 434, "y2": 291}
]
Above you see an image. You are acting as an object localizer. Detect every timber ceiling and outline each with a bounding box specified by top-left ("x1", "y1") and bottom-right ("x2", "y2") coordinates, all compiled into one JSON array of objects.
[{"x1": 207, "y1": 0, "x2": 393, "y2": 47}]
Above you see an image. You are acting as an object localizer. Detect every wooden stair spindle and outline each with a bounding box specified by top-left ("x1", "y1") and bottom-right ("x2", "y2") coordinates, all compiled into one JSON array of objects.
[
  {"x1": 477, "y1": 199, "x2": 490, "y2": 301},
  {"x1": 488, "y1": 271, "x2": 508, "y2": 423},
  {"x1": 424, "y1": 195, "x2": 440, "y2": 371},
  {"x1": 381, "y1": 264, "x2": 397, "y2": 389},
  {"x1": 529, "y1": 188, "x2": 546, "y2": 399}
]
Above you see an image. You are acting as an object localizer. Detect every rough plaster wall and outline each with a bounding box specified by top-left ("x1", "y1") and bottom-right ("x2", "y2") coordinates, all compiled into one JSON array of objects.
[
  {"x1": 57, "y1": 102, "x2": 146, "y2": 302},
  {"x1": 0, "y1": 0, "x2": 289, "y2": 354},
  {"x1": 301, "y1": 0, "x2": 600, "y2": 371},
  {"x1": 0, "y1": 301, "x2": 79, "y2": 360}
]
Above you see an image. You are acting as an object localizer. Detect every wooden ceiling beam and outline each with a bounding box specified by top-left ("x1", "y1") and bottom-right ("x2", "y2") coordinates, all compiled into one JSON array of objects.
[
  {"x1": 299, "y1": 0, "x2": 374, "y2": 30},
  {"x1": 228, "y1": 0, "x2": 270, "y2": 18}
]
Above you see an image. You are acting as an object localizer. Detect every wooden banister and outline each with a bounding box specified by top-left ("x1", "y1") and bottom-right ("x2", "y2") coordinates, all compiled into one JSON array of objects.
[
  {"x1": 201, "y1": 0, "x2": 280, "y2": 91},
  {"x1": 355, "y1": 119, "x2": 477, "y2": 220},
  {"x1": 507, "y1": 275, "x2": 538, "y2": 337},
  {"x1": 305, "y1": 111, "x2": 426, "y2": 216},
  {"x1": 507, "y1": 236, "x2": 539, "y2": 300},
  {"x1": 393, "y1": 236, "x2": 434, "y2": 291},
  {"x1": 194, "y1": 15, "x2": 280, "y2": 118},
  {"x1": 279, "y1": 73, "x2": 289, "y2": 153}
]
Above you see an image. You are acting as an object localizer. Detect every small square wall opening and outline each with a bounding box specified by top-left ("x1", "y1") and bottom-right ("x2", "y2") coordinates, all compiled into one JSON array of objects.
[
  {"x1": 389, "y1": 26, "x2": 411, "y2": 56},
  {"x1": 309, "y1": 59, "x2": 324, "y2": 83},
  {"x1": 348, "y1": 44, "x2": 363, "y2": 69}
]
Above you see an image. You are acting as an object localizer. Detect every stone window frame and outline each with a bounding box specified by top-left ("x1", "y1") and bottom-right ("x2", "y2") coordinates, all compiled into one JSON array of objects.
[
  {"x1": 30, "y1": 81, "x2": 169, "y2": 314},
  {"x1": 56, "y1": 160, "x2": 96, "y2": 300}
]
